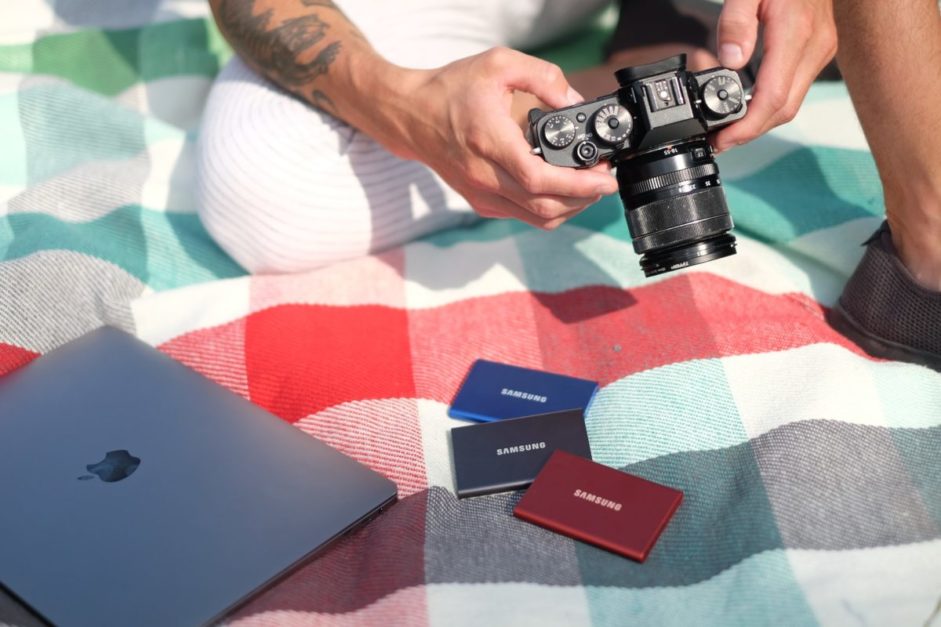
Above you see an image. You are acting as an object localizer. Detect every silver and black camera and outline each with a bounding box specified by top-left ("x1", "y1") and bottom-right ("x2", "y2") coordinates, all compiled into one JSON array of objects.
[{"x1": 528, "y1": 54, "x2": 747, "y2": 276}]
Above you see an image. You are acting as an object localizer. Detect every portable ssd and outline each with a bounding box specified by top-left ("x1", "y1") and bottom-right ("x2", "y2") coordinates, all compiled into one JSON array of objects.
[
  {"x1": 514, "y1": 450, "x2": 683, "y2": 562},
  {"x1": 448, "y1": 359, "x2": 598, "y2": 423},
  {"x1": 450, "y1": 409, "x2": 592, "y2": 498}
]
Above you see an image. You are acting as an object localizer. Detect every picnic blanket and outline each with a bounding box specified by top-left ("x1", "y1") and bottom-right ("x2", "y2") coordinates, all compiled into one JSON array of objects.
[{"x1": 2, "y1": 2, "x2": 940, "y2": 625}]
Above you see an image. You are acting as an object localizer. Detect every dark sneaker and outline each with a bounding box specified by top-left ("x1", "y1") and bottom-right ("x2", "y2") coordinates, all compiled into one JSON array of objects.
[{"x1": 828, "y1": 221, "x2": 941, "y2": 371}]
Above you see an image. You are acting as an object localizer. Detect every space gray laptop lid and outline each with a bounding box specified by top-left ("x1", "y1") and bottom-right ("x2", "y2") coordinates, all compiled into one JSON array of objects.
[{"x1": 0, "y1": 327, "x2": 397, "y2": 627}]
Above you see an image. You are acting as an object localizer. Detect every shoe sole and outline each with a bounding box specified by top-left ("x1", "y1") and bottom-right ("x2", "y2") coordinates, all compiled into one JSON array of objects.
[{"x1": 827, "y1": 305, "x2": 941, "y2": 372}]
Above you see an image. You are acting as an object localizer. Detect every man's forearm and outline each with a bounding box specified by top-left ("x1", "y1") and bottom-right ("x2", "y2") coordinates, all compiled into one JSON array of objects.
[
  {"x1": 209, "y1": 0, "x2": 412, "y2": 135},
  {"x1": 207, "y1": 4, "x2": 620, "y2": 230}
]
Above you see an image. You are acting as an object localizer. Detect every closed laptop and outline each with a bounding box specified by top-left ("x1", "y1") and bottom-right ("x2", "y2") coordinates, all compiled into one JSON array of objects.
[{"x1": 0, "y1": 327, "x2": 397, "y2": 627}]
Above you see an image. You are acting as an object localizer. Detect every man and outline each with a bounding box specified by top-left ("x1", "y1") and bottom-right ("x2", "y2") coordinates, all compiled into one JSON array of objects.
[{"x1": 198, "y1": 0, "x2": 940, "y2": 370}]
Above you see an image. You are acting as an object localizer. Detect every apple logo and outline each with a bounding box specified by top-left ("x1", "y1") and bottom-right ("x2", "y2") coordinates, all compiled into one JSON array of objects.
[{"x1": 83, "y1": 450, "x2": 141, "y2": 483}]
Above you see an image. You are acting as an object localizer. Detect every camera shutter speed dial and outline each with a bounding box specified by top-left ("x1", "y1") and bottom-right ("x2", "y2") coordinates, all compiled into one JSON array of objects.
[
  {"x1": 702, "y1": 75, "x2": 743, "y2": 117},
  {"x1": 593, "y1": 104, "x2": 632, "y2": 145},
  {"x1": 542, "y1": 114, "x2": 576, "y2": 148}
]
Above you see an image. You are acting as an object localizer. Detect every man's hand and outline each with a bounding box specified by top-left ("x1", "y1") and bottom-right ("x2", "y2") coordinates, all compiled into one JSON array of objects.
[
  {"x1": 211, "y1": 2, "x2": 615, "y2": 230},
  {"x1": 387, "y1": 48, "x2": 619, "y2": 230},
  {"x1": 712, "y1": 0, "x2": 838, "y2": 152}
]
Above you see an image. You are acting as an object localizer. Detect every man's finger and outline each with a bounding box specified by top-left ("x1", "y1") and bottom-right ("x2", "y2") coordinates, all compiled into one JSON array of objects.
[
  {"x1": 755, "y1": 24, "x2": 837, "y2": 136},
  {"x1": 493, "y1": 165, "x2": 601, "y2": 220},
  {"x1": 494, "y1": 121, "x2": 618, "y2": 198},
  {"x1": 717, "y1": 0, "x2": 762, "y2": 69},
  {"x1": 470, "y1": 190, "x2": 576, "y2": 229},
  {"x1": 713, "y1": 5, "x2": 807, "y2": 151},
  {"x1": 488, "y1": 47, "x2": 583, "y2": 110}
]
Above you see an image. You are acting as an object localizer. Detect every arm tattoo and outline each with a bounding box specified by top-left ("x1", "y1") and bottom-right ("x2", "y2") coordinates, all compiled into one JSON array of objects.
[
  {"x1": 311, "y1": 89, "x2": 336, "y2": 112},
  {"x1": 309, "y1": 40, "x2": 342, "y2": 82},
  {"x1": 218, "y1": 0, "x2": 346, "y2": 100}
]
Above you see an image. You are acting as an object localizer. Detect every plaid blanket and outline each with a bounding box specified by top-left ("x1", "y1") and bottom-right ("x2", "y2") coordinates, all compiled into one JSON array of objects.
[{"x1": 2, "y1": 2, "x2": 940, "y2": 626}]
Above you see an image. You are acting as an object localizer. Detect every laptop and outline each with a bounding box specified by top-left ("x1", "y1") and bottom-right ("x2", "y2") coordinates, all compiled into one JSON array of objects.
[{"x1": 0, "y1": 326, "x2": 397, "y2": 627}]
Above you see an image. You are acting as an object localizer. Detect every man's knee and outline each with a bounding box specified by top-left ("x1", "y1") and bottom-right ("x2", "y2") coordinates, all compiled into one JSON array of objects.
[
  {"x1": 196, "y1": 60, "x2": 371, "y2": 273},
  {"x1": 197, "y1": 143, "x2": 372, "y2": 274}
]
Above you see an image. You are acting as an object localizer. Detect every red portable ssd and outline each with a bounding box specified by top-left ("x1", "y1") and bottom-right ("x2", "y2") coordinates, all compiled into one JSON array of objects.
[{"x1": 513, "y1": 450, "x2": 683, "y2": 562}]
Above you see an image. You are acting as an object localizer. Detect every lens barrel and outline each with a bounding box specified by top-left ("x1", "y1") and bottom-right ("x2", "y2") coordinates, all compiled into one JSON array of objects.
[{"x1": 614, "y1": 139, "x2": 736, "y2": 276}]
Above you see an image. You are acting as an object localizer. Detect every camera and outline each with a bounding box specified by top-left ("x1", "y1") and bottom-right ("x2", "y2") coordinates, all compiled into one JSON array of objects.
[{"x1": 528, "y1": 54, "x2": 747, "y2": 276}]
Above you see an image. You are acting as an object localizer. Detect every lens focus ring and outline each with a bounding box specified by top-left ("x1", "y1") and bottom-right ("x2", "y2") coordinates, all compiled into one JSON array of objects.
[
  {"x1": 628, "y1": 163, "x2": 718, "y2": 196},
  {"x1": 615, "y1": 138, "x2": 738, "y2": 276},
  {"x1": 627, "y1": 187, "x2": 730, "y2": 241}
]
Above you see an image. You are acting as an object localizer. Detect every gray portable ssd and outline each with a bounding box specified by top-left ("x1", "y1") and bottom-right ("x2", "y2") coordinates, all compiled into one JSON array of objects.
[{"x1": 450, "y1": 408, "x2": 592, "y2": 498}]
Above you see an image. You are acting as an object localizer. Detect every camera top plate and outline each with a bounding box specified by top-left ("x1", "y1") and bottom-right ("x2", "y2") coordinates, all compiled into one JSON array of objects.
[{"x1": 527, "y1": 55, "x2": 746, "y2": 168}]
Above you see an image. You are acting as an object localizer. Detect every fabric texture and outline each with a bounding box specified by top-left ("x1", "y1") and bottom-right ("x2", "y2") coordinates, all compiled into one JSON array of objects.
[{"x1": 2, "y1": 2, "x2": 941, "y2": 626}]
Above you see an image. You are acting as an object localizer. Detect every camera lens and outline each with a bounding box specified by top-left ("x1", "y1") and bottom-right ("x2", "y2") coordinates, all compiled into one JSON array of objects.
[{"x1": 614, "y1": 138, "x2": 736, "y2": 276}]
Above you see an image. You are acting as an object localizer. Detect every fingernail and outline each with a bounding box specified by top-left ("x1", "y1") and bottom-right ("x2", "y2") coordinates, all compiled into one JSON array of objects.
[
  {"x1": 567, "y1": 87, "x2": 584, "y2": 105},
  {"x1": 719, "y1": 43, "x2": 743, "y2": 68}
]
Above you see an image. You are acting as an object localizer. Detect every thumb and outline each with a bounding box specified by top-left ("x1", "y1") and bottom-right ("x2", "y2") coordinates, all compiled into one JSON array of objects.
[
  {"x1": 717, "y1": 0, "x2": 761, "y2": 69},
  {"x1": 488, "y1": 48, "x2": 583, "y2": 110}
]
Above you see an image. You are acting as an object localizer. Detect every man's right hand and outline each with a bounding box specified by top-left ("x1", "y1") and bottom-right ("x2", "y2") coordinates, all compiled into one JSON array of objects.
[
  {"x1": 210, "y1": 0, "x2": 617, "y2": 230},
  {"x1": 374, "y1": 48, "x2": 619, "y2": 230}
]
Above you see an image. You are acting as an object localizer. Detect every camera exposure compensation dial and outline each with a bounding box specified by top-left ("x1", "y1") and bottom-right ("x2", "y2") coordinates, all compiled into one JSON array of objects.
[
  {"x1": 542, "y1": 114, "x2": 576, "y2": 148},
  {"x1": 701, "y1": 75, "x2": 743, "y2": 117}
]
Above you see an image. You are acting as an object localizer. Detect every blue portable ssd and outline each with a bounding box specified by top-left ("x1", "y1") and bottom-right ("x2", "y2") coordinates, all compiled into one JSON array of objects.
[{"x1": 448, "y1": 359, "x2": 598, "y2": 423}]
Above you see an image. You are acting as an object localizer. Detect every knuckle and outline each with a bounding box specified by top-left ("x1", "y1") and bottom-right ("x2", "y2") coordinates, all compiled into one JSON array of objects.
[
  {"x1": 723, "y1": 127, "x2": 752, "y2": 148},
  {"x1": 794, "y1": 10, "x2": 814, "y2": 39},
  {"x1": 543, "y1": 217, "x2": 566, "y2": 231},
  {"x1": 516, "y1": 166, "x2": 544, "y2": 194},
  {"x1": 464, "y1": 127, "x2": 488, "y2": 154},
  {"x1": 527, "y1": 198, "x2": 561, "y2": 220},
  {"x1": 781, "y1": 102, "x2": 801, "y2": 123},
  {"x1": 534, "y1": 218, "x2": 565, "y2": 231},
  {"x1": 765, "y1": 86, "x2": 789, "y2": 111},
  {"x1": 821, "y1": 28, "x2": 838, "y2": 58},
  {"x1": 739, "y1": 133, "x2": 758, "y2": 147},
  {"x1": 720, "y1": 11, "x2": 753, "y2": 34},
  {"x1": 472, "y1": 204, "x2": 493, "y2": 218},
  {"x1": 484, "y1": 46, "x2": 511, "y2": 70},
  {"x1": 543, "y1": 62, "x2": 564, "y2": 85},
  {"x1": 464, "y1": 165, "x2": 491, "y2": 191},
  {"x1": 719, "y1": 2, "x2": 757, "y2": 32},
  {"x1": 469, "y1": 197, "x2": 501, "y2": 218}
]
